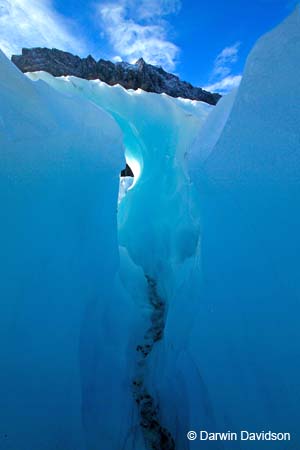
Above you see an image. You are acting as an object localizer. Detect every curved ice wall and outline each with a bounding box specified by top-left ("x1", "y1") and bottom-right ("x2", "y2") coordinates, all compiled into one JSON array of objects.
[
  {"x1": 28, "y1": 71, "x2": 211, "y2": 280},
  {"x1": 27, "y1": 71, "x2": 212, "y2": 448},
  {"x1": 0, "y1": 50, "x2": 147, "y2": 450},
  {"x1": 185, "y1": 7, "x2": 300, "y2": 449}
]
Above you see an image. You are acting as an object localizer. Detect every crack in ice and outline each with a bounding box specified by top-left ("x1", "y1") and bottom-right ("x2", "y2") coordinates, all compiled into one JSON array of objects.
[{"x1": 132, "y1": 275, "x2": 175, "y2": 450}]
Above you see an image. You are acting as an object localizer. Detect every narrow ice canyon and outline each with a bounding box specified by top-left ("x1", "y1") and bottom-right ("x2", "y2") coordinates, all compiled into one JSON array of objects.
[{"x1": 0, "y1": 7, "x2": 300, "y2": 450}]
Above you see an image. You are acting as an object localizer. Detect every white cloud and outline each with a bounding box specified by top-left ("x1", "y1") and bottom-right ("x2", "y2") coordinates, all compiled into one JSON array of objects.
[
  {"x1": 205, "y1": 42, "x2": 242, "y2": 94},
  {"x1": 136, "y1": 0, "x2": 181, "y2": 20},
  {"x1": 212, "y1": 42, "x2": 240, "y2": 78},
  {"x1": 0, "y1": 0, "x2": 87, "y2": 57},
  {"x1": 204, "y1": 75, "x2": 242, "y2": 94},
  {"x1": 97, "y1": 0, "x2": 180, "y2": 71}
]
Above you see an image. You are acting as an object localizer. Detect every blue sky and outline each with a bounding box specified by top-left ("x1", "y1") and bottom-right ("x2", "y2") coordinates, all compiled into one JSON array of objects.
[{"x1": 0, "y1": 0, "x2": 297, "y2": 93}]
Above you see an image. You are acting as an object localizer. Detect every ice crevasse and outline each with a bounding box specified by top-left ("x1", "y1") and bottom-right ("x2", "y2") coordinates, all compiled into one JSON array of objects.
[
  {"x1": 0, "y1": 42, "x2": 211, "y2": 449},
  {"x1": 0, "y1": 6, "x2": 300, "y2": 450}
]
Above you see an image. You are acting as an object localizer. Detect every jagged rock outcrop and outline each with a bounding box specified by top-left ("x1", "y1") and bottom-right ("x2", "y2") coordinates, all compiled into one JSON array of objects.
[{"x1": 11, "y1": 48, "x2": 221, "y2": 105}]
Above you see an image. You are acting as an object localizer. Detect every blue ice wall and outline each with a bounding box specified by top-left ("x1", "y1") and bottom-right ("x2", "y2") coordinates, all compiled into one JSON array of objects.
[
  {"x1": 28, "y1": 70, "x2": 214, "y2": 449},
  {"x1": 0, "y1": 51, "x2": 146, "y2": 450},
  {"x1": 183, "y1": 8, "x2": 300, "y2": 448},
  {"x1": 28, "y1": 71, "x2": 211, "y2": 290}
]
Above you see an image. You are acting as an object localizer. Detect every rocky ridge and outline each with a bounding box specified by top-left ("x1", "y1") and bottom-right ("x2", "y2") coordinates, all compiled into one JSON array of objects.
[{"x1": 12, "y1": 48, "x2": 221, "y2": 105}]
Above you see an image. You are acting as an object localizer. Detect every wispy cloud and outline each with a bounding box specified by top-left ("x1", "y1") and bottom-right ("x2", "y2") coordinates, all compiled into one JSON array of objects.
[
  {"x1": 0, "y1": 0, "x2": 87, "y2": 57},
  {"x1": 213, "y1": 42, "x2": 240, "y2": 78},
  {"x1": 204, "y1": 75, "x2": 242, "y2": 94},
  {"x1": 97, "y1": 0, "x2": 180, "y2": 71},
  {"x1": 136, "y1": 0, "x2": 181, "y2": 19},
  {"x1": 205, "y1": 42, "x2": 242, "y2": 94}
]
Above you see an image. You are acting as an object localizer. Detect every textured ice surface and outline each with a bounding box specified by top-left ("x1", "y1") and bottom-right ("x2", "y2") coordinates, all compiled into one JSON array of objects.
[
  {"x1": 183, "y1": 8, "x2": 300, "y2": 448},
  {"x1": 0, "y1": 50, "x2": 146, "y2": 450},
  {"x1": 118, "y1": 176, "x2": 134, "y2": 203},
  {"x1": 27, "y1": 70, "x2": 212, "y2": 282},
  {"x1": 26, "y1": 67, "x2": 212, "y2": 449}
]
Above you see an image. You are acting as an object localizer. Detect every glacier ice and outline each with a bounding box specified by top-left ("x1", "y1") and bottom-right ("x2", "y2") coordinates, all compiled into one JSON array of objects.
[
  {"x1": 164, "y1": 7, "x2": 300, "y2": 449},
  {"x1": 0, "y1": 49, "x2": 147, "y2": 450},
  {"x1": 1, "y1": 54, "x2": 212, "y2": 448},
  {"x1": 26, "y1": 71, "x2": 212, "y2": 280},
  {"x1": 26, "y1": 70, "x2": 211, "y2": 449},
  {"x1": 1, "y1": 6, "x2": 300, "y2": 450},
  {"x1": 118, "y1": 176, "x2": 134, "y2": 203}
]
